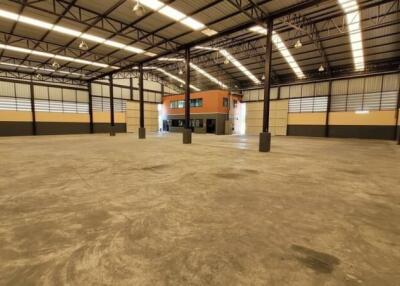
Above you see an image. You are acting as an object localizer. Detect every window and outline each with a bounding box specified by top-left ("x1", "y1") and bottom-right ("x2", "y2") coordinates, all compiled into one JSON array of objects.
[
  {"x1": 190, "y1": 98, "x2": 203, "y2": 107},
  {"x1": 223, "y1": 97, "x2": 229, "y2": 107}
]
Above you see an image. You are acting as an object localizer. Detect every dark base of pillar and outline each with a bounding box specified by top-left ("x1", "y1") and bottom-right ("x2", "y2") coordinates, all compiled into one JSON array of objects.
[
  {"x1": 109, "y1": 125, "x2": 116, "y2": 136},
  {"x1": 138, "y1": 127, "x2": 146, "y2": 139},
  {"x1": 183, "y1": 129, "x2": 192, "y2": 144},
  {"x1": 259, "y1": 132, "x2": 271, "y2": 152}
]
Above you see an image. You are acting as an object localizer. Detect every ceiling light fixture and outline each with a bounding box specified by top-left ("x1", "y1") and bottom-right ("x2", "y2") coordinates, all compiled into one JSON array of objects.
[
  {"x1": 262, "y1": 74, "x2": 265, "y2": 80},
  {"x1": 79, "y1": 40, "x2": 89, "y2": 51},
  {"x1": 318, "y1": 65, "x2": 325, "y2": 72},
  {"x1": 178, "y1": 69, "x2": 183, "y2": 75},
  {"x1": 0, "y1": 8, "x2": 149, "y2": 55},
  {"x1": 337, "y1": 0, "x2": 365, "y2": 71},
  {"x1": 52, "y1": 61, "x2": 60, "y2": 69},
  {"x1": 0, "y1": 44, "x2": 117, "y2": 69},
  {"x1": 249, "y1": 26, "x2": 305, "y2": 79},
  {"x1": 224, "y1": 58, "x2": 230, "y2": 65},
  {"x1": 294, "y1": 39, "x2": 302, "y2": 49},
  {"x1": 133, "y1": 0, "x2": 146, "y2": 17}
]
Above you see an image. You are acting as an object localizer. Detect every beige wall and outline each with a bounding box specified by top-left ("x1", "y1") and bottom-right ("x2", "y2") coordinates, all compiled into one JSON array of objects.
[
  {"x1": 35, "y1": 112, "x2": 89, "y2": 123},
  {"x1": 288, "y1": 112, "x2": 326, "y2": 125},
  {"x1": 126, "y1": 101, "x2": 159, "y2": 133},
  {"x1": 0, "y1": 111, "x2": 33, "y2": 122},
  {"x1": 93, "y1": 112, "x2": 126, "y2": 124},
  {"x1": 328, "y1": 111, "x2": 396, "y2": 126},
  {"x1": 245, "y1": 100, "x2": 288, "y2": 136}
]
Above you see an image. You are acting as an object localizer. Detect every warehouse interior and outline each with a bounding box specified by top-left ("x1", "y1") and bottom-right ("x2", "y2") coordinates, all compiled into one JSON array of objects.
[{"x1": 0, "y1": 0, "x2": 399, "y2": 285}]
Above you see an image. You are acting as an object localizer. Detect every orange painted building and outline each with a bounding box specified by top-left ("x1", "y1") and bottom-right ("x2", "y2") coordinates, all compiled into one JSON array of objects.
[{"x1": 161, "y1": 90, "x2": 242, "y2": 134}]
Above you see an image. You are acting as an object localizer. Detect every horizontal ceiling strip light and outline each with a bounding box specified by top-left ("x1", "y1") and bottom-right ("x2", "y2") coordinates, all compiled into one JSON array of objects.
[
  {"x1": 0, "y1": 61, "x2": 86, "y2": 77},
  {"x1": 338, "y1": 0, "x2": 365, "y2": 71},
  {"x1": 0, "y1": 8, "x2": 155, "y2": 57},
  {"x1": 0, "y1": 44, "x2": 119, "y2": 69},
  {"x1": 195, "y1": 46, "x2": 260, "y2": 85},
  {"x1": 158, "y1": 57, "x2": 228, "y2": 89},
  {"x1": 190, "y1": 63, "x2": 228, "y2": 89},
  {"x1": 249, "y1": 26, "x2": 305, "y2": 79},
  {"x1": 139, "y1": 0, "x2": 217, "y2": 35},
  {"x1": 135, "y1": 66, "x2": 201, "y2": 91}
]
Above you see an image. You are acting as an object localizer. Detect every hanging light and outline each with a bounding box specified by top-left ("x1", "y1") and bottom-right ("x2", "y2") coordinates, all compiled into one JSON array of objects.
[
  {"x1": 261, "y1": 74, "x2": 265, "y2": 80},
  {"x1": 133, "y1": 0, "x2": 146, "y2": 17},
  {"x1": 52, "y1": 61, "x2": 60, "y2": 69},
  {"x1": 224, "y1": 58, "x2": 230, "y2": 65},
  {"x1": 180, "y1": 83, "x2": 183, "y2": 88},
  {"x1": 178, "y1": 69, "x2": 183, "y2": 75},
  {"x1": 79, "y1": 40, "x2": 89, "y2": 51},
  {"x1": 35, "y1": 73, "x2": 42, "y2": 80},
  {"x1": 318, "y1": 65, "x2": 325, "y2": 72},
  {"x1": 294, "y1": 39, "x2": 302, "y2": 49}
]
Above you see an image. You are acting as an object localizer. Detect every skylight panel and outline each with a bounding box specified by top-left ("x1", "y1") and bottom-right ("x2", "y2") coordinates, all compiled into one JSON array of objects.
[
  {"x1": 181, "y1": 17, "x2": 205, "y2": 30},
  {"x1": 0, "y1": 61, "x2": 86, "y2": 77},
  {"x1": 159, "y1": 6, "x2": 186, "y2": 21},
  {"x1": 190, "y1": 63, "x2": 228, "y2": 89},
  {"x1": 219, "y1": 49, "x2": 261, "y2": 85},
  {"x1": 249, "y1": 26, "x2": 305, "y2": 79},
  {"x1": 338, "y1": 0, "x2": 365, "y2": 71},
  {"x1": 140, "y1": 0, "x2": 165, "y2": 10},
  {"x1": 52, "y1": 25, "x2": 82, "y2": 37},
  {"x1": 18, "y1": 15, "x2": 54, "y2": 29}
]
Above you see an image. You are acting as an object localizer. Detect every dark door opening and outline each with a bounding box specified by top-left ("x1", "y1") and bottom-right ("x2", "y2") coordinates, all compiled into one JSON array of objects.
[
  {"x1": 163, "y1": 120, "x2": 169, "y2": 131},
  {"x1": 206, "y1": 119, "x2": 216, "y2": 134}
]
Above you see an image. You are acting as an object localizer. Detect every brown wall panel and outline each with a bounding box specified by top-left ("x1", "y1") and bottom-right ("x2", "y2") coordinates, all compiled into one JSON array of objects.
[
  {"x1": 0, "y1": 121, "x2": 33, "y2": 136},
  {"x1": 287, "y1": 125, "x2": 326, "y2": 137},
  {"x1": 36, "y1": 122, "x2": 90, "y2": 135}
]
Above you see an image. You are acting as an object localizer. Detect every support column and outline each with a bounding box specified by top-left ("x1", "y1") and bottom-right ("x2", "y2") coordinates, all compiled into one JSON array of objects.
[
  {"x1": 109, "y1": 75, "x2": 115, "y2": 136},
  {"x1": 138, "y1": 64, "x2": 146, "y2": 139},
  {"x1": 129, "y1": 77, "x2": 133, "y2": 101},
  {"x1": 325, "y1": 81, "x2": 332, "y2": 137},
  {"x1": 183, "y1": 48, "x2": 192, "y2": 144},
  {"x1": 259, "y1": 18, "x2": 273, "y2": 152},
  {"x1": 29, "y1": 81, "x2": 36, "y2": 136},
  {"x1": 396, "y1": 85, "x2": 400, "y2": 144},
  {"x1": 88, "y1": 81, "x2": 94, "y2": 134}
]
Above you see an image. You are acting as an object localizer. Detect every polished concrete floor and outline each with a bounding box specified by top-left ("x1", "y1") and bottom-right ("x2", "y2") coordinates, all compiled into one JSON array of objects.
[{"x1": 0, "y1": 133, "x2": 399, "y2": 286}]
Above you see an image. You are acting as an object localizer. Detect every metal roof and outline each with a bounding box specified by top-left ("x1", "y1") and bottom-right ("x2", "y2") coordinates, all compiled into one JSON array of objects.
[{"x1": 0, "y1": 0, "x2": 398, "y2": 89}]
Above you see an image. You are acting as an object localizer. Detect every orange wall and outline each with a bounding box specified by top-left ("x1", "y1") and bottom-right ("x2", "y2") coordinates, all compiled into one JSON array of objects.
[{"x1": 163, "y1": 90, "x2": 240, "y2": 115}]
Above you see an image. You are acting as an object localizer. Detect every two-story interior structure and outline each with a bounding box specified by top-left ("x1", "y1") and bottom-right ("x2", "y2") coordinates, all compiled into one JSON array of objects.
[{"x1": 161, "y1": 90, "x2": 243, "y2": 135}]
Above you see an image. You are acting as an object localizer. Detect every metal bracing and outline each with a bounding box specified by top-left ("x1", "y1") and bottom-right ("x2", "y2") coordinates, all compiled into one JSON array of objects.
[{"x1": 0, "y1": 0, "x2": 398, "y2": 90}]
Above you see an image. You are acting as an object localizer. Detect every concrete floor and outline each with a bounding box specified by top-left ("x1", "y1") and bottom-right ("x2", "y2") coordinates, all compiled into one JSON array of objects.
[{"x1": 0, "y1": 133, "x2": 399, "y2": 286}]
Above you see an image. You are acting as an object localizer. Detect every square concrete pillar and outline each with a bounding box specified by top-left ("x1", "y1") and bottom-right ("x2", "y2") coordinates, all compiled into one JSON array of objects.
[
  {"x1": 183, "y1": 128, "x2": 192, "y2": 144},
  {"x1": 109, "y1": 126, "x2": 116, "y2": 136},
  {"x1": 138, "y1": 127, "x2": 146, "y2": 139},
  {"x1": 259, "y1": 132, "x2": 271, "y2": 152}
]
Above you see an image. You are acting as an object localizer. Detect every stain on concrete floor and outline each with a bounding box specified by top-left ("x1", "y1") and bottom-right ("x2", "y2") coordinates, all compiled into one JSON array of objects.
[{"x1": 0, "y1": 133, "x2": 399, "y2": 286}]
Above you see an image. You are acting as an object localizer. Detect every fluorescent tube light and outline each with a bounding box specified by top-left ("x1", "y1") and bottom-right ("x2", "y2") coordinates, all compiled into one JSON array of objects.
[
  {"x1": 158, "y1": 57, "x2": 184, "y2": 62},
  {"x1": 249, "y1": 26, "x2": 305, "y2": 79},
  {"x1": 181, "y1": 17, "x2": 205, "y2": 30},
  {"x1": 355, "y1": 110, "x2": 369, "y2": 114},
  {"x1": 18, "y1": 15, "x2": 54, "y2": 29},
  {"x1": 140, "y1": 0, "x2": 165, "y2": 10},
  {"x1": 52, "y1": 25, "x2": 82, "y2": 37}
]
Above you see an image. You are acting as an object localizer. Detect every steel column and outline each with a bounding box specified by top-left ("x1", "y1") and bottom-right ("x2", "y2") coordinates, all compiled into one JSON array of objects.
[
  {"x1": 183, "y1": 48, "x2": 192, "y2": 144},
  {"x1": 129, "y1": 77, "x2": 133, "y2": 101},
  {"x1": 88, "y1": 81, "x2": 94, "y2": 134},
  {"x1": 396, "y1": 84, "x2": 400, "y2": 144},
  {"x1": 325, "y1": 81, "x2": 332, "y2": 137},
  {"x1": 109, "y1": 75, "x2": 115, "y2": 136},
  {"x1": 138, "y1": 63, "x2": 146, "y2": 139},
  {"x1": 29, "y1": 81, "x2": 36, "y2": 135},
  {"x1": 259, "y1": 18, "x2": 273, "y2": 152}
]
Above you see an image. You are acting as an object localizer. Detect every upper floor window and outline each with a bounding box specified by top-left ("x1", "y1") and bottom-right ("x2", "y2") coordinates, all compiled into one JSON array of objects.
[
  {"x1": 170, "y1": 98, "x2": 203, "y2": 109},
  {"x1": 223, "y1": 97, "x2": 229, "y2": 107}
]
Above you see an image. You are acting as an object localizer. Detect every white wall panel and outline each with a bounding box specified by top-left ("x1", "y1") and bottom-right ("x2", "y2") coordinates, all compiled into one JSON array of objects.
[
  {"x1": 365, "y1": 76, "x2": 382, "y2": 93},
  {"x1": 302, "y1": 84, "x2": 315, "y2": 97},
  {"x1": 77, "y1": 90, "x2": 88, "y2": 103},
  {"x1": 15, "y1": 83, "x2": 30, "y2": 98},
  {"x1": 348, "y1": 78, "x2": 364, "y2": 94},
  {"x1": 315, "y1": 82, "x2": 329, "y2": 96},
  {"x1": 92, "y1": 83, "x2": 102, "y2": 96},
  {"x1": 62, "y1": 88, "x2": 76, "y2": 102},
  {"x1": 280, "y1": 86, "x2": 290, "y2": 99},
  {"x1": 34, "y1": 85, "x2": 48, "y2": 100},
  {"x1": 49, "y1": 87, "x2": 62, "y2": 101},
  {"x1": 382, "y1": 74, "x2": 399, "y2": 91},
  {"x1": 332, "y1": 80, "x2": 348, "y2": 95},
  {"x1": 289, "y1": 85, "x2": 302, "y2": 98},
  {"x1": 0, "y1": 81, "x2": 15, "y2": 97}
]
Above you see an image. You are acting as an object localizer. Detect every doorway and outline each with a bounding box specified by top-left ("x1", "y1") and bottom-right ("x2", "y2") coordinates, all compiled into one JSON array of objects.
[{"x1": 206, "y1": 119, "x2": 216, "y2": 134}]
